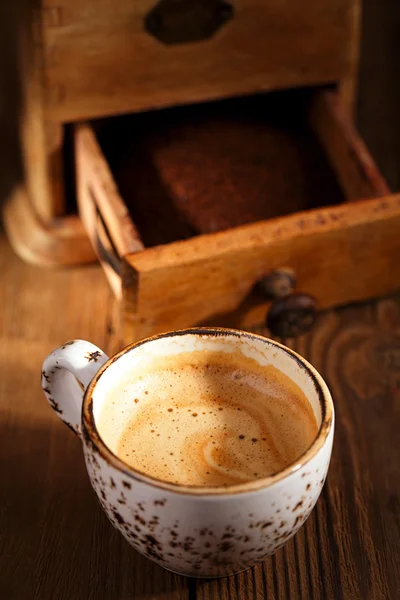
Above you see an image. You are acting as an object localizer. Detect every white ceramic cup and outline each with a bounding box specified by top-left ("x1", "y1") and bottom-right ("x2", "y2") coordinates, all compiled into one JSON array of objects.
[{"x1": 42, "y1": 328, "x2": 334, "y2": 578}]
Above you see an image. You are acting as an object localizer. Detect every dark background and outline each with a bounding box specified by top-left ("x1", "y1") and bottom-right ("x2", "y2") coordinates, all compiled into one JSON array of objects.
[{"x1": 357, "y1": 0, "x2": 400, "y2": 191}]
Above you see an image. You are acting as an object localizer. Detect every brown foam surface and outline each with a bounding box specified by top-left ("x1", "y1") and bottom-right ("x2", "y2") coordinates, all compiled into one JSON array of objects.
[{"x1": 97, "y1": 351, "x2": 318, "y2": 487}]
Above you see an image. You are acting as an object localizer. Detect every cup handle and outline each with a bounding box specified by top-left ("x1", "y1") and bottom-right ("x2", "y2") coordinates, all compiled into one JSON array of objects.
[{"x1": 41, "y1": 340, "x2": 109, "y2": 436}]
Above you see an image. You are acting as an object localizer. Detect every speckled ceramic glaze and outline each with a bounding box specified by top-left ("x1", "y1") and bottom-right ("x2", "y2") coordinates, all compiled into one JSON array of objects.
[{"x1": 42, "y1": 328, "x2": 334, "y2": 578}]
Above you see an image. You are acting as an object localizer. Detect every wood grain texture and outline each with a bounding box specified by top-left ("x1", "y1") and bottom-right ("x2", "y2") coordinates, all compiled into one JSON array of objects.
[
  {"x1": 122, "y1": 194, "x2": 400, "y2": 342},
  {"x1": 75, "y1": 123, "x2": 144, "y2": 257},
  {"x1": 197, "y1": 300, "x2": 400, "y2": 600},
  {"x1": 309, "y1": 90, "x2": 390, "y2": 200},
  {"x1": 38, "y1": 0, "x2": 355, "y2": 122},
  {"x1": 0, "y1": 235, "x2": 190, "y2": 600},
  {"x1": 20, "y1": 9, "x2": 57, "y2": 224},
  {"x1": 1, "y1": 233, "x2": 399, "y2": 599},
  {"x1": 76, "y1": 175, "x2": 123, "y2": 298}
]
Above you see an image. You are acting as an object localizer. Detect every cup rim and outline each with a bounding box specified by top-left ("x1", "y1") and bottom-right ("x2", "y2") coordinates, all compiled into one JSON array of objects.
[{"x1": 82, "y1": 327, "x2": 334, "y2": 496}]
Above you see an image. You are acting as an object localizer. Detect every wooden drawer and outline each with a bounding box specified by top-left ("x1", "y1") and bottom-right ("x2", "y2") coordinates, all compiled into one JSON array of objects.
[
  {"x1": 40, "y1": 0, "x2": 357, "y2": 123},
  {"x1": 74, "y1": 89, "x2": 400, "y2": 342}
]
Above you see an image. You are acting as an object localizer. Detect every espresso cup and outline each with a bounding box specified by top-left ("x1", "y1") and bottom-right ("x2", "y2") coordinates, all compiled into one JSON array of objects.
[{"x1": 42, "y1": 328, "x2": 334, "y2": 578}]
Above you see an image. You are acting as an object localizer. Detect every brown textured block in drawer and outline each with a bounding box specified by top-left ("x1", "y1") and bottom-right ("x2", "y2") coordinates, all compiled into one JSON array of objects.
[{"x1": 99, "y1": 90, "x2": 347, "y2": 246}]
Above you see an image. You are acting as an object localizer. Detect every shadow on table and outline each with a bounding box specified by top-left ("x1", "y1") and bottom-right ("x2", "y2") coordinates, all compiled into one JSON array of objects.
[{"x1": 0, "y1": 419, "x2": 191, "y2": 600}]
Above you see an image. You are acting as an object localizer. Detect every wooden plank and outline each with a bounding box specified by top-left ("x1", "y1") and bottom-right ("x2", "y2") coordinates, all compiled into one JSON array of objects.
[
  {"x1": 76, "y1": 173, "x2": 123, "y2": 298},
  {"x1": 309, "y1": 90, "x2": 390, "y2": 201},
  {"x1": 288, "y1": 302, "x2": 397, "y2": 598},
  {"x1": 20, "y1": 17, "x2": 60, "y2": 223},
  {"x1": 1, "y1": 231, "x2": 399, "y2": 597},
  {"x1": 195, "y1": 299, "x2": 400, "y2": 599},
  {"x1": 0, "y1": 234, "x2": 190, "y2": 600},
  {"x1": 39, "y1": 1, "x2": 355, "y2": 122},
  {"x1": 18, "y1": 7, "x2": 67, "y2": 221},
  {"x1": 122, "y1": 194, "x2": 400, "y2": 341},
  {"x1": 0, "y1": 4, "x2": 94, "y2": 267},
  {"x1": 75, "y1": 123, "x2": 144, "y2": 257}
]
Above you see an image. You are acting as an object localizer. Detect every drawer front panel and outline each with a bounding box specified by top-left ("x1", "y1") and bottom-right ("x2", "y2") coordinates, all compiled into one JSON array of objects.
[
  {"x1": 40, "y1": 0, "x2": 355, "y2": 122},
  {"x1": 122, "y1": 195, "x2": 400, "y2": 340}
]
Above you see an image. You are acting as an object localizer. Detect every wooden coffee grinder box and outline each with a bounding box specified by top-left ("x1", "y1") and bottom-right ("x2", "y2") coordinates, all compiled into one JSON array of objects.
[{"x1": 4, "y1": 0, "x2": 400, "y2": 341}]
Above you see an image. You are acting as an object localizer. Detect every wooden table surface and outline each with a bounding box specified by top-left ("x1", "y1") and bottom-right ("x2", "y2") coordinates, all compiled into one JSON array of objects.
[
  {"x1": 1, "y1": 235, "x2": 400, "y2": 600},
  {"x1": 1, "y1": 1, "x2": 400, "y2": 598}
]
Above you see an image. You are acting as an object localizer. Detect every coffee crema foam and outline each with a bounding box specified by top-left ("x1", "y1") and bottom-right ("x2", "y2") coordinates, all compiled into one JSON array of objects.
[{"x1": 97, "y1": 351, "x2": 318, "y2": 487}]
